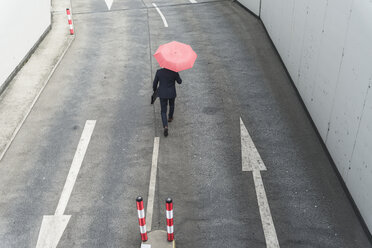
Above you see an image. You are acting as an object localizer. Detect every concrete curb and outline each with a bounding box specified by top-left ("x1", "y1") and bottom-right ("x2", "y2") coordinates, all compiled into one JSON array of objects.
[
  {"x1": 0, "y1": 37, "x2": 74, "y2": 161},
  {"x1": 0, "y1": 25, "x2": 52, "y2": 96}
]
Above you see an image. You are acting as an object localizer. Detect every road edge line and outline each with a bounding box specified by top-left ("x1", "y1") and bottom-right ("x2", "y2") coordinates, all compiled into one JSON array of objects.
[{"x1": 146, "y1": 137, "x2": 160, "y2": 232}]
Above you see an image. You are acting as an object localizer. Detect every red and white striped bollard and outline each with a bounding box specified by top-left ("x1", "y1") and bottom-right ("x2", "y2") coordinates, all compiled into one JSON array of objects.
[
  {"x1": 66, "y1": 8, "x2": 74, "y2": 35},
  {"x1": 166, "y1": 198, "x2": 174, "y2": 241},
  {"x1": 136, "y1": 196, "x2": 148, "y2": 242}
]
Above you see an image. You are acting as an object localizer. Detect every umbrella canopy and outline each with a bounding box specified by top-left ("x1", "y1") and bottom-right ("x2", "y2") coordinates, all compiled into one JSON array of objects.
[{"x1": 154, "y1": 41, "x2": 197, "y2": 72}]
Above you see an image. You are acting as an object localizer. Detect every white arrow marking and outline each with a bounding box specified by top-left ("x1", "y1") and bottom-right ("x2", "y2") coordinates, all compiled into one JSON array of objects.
[
  {"x1": 146, "y1": 137, "x2": 160, "y2": 232},
  {"x1": 252, "y1": 170, "x2": 280, "y2": 248},
  {"x1": 152, "y1": 3, "x2": 168, "y2": 27},
  {"x1": 105, "y1": 0, "x2": 113, "y2": 10},
  {"x1": 36, "y1": 120, "x2": 96, "y2": 248},
  {"x1": 240, "y1": 117, "x2": 280, "y2": 248},
  {"x1": 240, "y1": 117, "x2": 267, "y2": 171},
  {"x1": 189, "y1": 0, "x2": 197, "y2": 3}
]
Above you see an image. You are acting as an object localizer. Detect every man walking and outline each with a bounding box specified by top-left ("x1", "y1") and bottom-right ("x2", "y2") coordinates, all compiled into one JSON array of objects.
[{"x1": 153, "y1": 68, "x2": 182, "y2": 137}]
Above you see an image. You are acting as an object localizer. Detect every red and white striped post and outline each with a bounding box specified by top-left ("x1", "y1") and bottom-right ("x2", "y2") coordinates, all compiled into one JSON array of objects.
[
  {"x1": 166, "y1": 198, "x2": 174, "y2": 242},
  {"x1": 66, "y1": 8, "x2": 74, "y2": 35},
  {"x1": 136, "y1": 196, "x2": 148, "y2": 242}
]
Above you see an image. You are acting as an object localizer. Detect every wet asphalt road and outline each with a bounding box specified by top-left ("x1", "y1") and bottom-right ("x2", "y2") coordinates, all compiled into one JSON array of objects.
[{"x1": 0, "y1": 0, "x2": 371, "y2": 247}]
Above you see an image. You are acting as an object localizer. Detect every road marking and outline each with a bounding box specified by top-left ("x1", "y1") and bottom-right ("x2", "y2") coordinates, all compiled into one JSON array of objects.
[
  {"x1": 253, "y1": 170, "x2": 280, "y2": 247},
  {"x1": 240, "y1": 117, "x2": 280, "y2": 248},
  {"x1": 55, "y1": 120, "x2": 96, "y2": 215},
  {"x1": 36, "y1": 215, "x2": 71, "y2": 248},
  {"x1": 146, "y1": 137, "x2": 160, "y2": 231},
  {"x1": 152, "y1": 3, "x2": 168, "y2": 28},
  {"x1": 240, "y1": 118, "x2": 266, "y2": 171},
  {"x1": 189, "y1": 0, "x2": 197, "y2": 3},
  {"x1": 105, "y1": 0, "x2": 113, "y2": 10},
  {"x1": 36, "y1": 120, "x2": 96, "y2": 248}
]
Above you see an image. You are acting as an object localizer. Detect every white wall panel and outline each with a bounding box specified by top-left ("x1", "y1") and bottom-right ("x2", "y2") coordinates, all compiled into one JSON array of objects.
[
  {"x1": 326, "y1": 0, "x2": 372, "y2": 232},
  {"x1": 349, "y1": 88, "x2": 372, "y2": 231},
  {"x1": 311, "y1": 0, "x2": 353, "y2": 140},
  {"x1": 0, "y1": 0, "x2": 51, "y2": 88},
  {"x1": 326, "y1": 0, "x2": 372, "y2": 178},
  {"x1": 238, "y1": 0, "x2": 261, "y2": 16},
  {"x1": 296, "y1": 0, "x2": 327, "y2": 109},
  {"x1": 240, "y1": 0, "x2": 372, "y2": 232},
  {"x1": 276, "y1": 0, "x2": 295, "y2": 66},
  {"x1": 259, "y1": 0, "x2": 271, "y2": 32},
  {"x1": 260, "y1": 0, "x2": 275, "y2": 39},
  {"x1": 285, "y1": 0, "x2": 308, "y2": 86}
]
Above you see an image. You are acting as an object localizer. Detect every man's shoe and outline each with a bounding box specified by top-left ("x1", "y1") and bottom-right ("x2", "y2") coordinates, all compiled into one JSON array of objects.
[
  {"x1": 164, "y1": 128, "x2": 168, "y2": 137},
  {"x1": 168, "y1": 117, "x2": 173, "y2": 122}
]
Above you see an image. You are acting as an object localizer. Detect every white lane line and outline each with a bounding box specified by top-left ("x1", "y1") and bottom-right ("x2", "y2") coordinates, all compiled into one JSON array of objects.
[
  {"x1": 146, "y1": 137, "x2": 160, "y2": 231},
  {"x1": 55, "y1": 120, "x2": 96, "y2": 215},
  {"x1": 189, "y1": 0, "x2": 197, "y2": 3},
  {"x1": 240, "y1": 117, "x2": 280, "y2": 248},
  {"x1": 152, "y1": 3, "x2": 169, "y2": 28},
  {"x1": 105, "y1": 0, "x2": 113, "y2": 10}
]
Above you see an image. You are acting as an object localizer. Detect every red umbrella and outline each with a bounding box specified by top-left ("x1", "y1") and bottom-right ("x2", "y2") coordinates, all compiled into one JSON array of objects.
[{"x1": 154, "y1": 41, "x2": 197, "y2": 72}]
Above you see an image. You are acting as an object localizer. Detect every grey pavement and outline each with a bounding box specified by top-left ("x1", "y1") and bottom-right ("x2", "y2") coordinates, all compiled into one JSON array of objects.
[{"x1": 0, "y1": 0, "x2": 371, "y2": 247}]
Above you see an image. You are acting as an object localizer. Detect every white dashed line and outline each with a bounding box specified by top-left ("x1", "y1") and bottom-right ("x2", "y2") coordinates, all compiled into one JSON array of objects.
[{"x1": 146, "y1": 137, "x2": 160, "y2": 231}]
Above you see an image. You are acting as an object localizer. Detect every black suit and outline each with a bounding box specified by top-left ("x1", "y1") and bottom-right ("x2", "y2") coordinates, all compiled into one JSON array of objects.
[
  {"x1": 153, "y1": 68, "x2": 182, "y2": 98},
  {"x1": 153, "y1": 68, "x2": 182, "y2": 128}
]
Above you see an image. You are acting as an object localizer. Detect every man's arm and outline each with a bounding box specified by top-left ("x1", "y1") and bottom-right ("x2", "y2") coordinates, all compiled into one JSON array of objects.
[
  {"x1": 176, "y1": 72, "x2": 182, "y2": 84},
  {"x1": 153, "y1": 71, "x2": 159, "y2": 91}
]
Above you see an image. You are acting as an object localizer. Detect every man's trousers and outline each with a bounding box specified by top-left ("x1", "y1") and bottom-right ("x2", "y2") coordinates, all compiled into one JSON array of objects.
[{"x1": 160, "y1": 98, "x2": 175, "y2": 128}]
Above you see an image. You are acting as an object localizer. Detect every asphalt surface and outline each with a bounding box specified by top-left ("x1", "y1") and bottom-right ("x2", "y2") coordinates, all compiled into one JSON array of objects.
[{"x1": 0, "y1": 0, "x2": 371, "y2": 247}]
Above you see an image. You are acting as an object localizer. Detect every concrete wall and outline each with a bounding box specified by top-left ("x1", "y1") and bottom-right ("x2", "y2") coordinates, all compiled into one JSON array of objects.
[
  {"x1": 0, "y1": 0, "x2": 51, "y2": 90},
  {"x1": 239, "y1": 0, "x2": 372, "y2": 232},
  {"x1": 238, "y1": 0, "x2": 261, "y2": 16}
]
